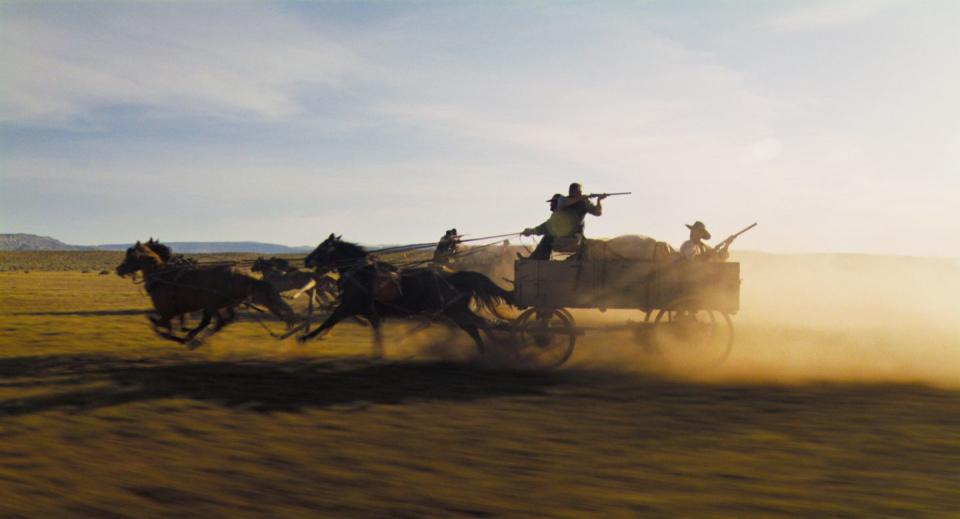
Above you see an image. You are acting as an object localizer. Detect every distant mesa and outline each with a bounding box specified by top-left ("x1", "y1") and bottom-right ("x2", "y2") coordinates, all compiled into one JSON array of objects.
[
  {"x1": 1, "y1": 234, "x2": 311, "y2": 253},
  {"x1": 0, "y1": 233, "x2": 95, "y2": 251},
  {"x1": 96, "y1": 241, "x2": 313, "y2": 254}
]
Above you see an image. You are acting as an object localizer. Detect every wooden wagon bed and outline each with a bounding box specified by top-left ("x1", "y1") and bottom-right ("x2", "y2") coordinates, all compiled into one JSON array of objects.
[{"x1": 514, "y1": 259, "x2": 740, "y2": 313}]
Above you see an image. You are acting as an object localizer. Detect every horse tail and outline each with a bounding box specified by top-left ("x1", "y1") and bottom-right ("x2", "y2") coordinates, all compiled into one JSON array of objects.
[
  {"x1": 247, "y1": 277, "x2": 296, "y2": 324},
  {"x1": 447, "y1": 270, "x2": 514, "y2": 317}
]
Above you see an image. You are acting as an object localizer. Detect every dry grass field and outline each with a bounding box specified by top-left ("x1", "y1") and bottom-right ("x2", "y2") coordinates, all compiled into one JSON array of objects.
[{"x1": 0, "y1": 252, "x2": 958, "y2": 517}]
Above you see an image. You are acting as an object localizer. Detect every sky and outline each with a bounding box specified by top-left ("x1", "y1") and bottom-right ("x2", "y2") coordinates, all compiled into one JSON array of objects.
[{"x1": 1, "y1": 0, "x2": 958, "y2": 256}]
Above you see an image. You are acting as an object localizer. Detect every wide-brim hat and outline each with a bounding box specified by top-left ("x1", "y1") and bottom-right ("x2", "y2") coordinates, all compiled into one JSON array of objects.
[
  {"x1": 686, "y1": 221, "x2": 711, "y2": 240},
  {"x1": 545, "y1": 193, "x2": 564, "y2": 202}
]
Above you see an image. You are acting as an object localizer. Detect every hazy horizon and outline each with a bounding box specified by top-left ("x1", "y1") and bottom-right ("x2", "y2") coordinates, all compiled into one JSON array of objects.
[
  {"x1": 5, "y1": 231, "x2": 960, "y2": 261},
  {"x1": 2, "y1": 1, "x2": 958, "y2": 256}
]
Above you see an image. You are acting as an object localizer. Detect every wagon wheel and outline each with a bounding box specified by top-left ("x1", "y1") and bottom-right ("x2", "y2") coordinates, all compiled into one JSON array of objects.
[
  {"x1": 512, "y1": 308, "x2": 577, "y2": 369},
  {"x1": 556, "y1": 307, "x2": 575, "y2": 323},
  {"x1": 649, "y1": 298, "x2": 734, "y2": 366},
  {"x1": 630, "y1": 310, "x2": 658, "y2": 354}
]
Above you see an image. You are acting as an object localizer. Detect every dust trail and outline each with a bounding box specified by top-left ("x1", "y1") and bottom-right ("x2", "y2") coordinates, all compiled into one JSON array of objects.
[
  {"x1": 254, "y1": 252, "x2": 960, "y2": 385},
  {"x1": 562, "y1": 252, "x2": 960, "y2": 386}
]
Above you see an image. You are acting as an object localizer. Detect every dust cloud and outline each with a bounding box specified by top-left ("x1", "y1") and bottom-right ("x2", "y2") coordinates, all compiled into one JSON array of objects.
[
  {"x1": 551, "y1": 252, "x2": 960, "y2": 386},
  {"x1": 332, "y1": 251, "x2": 959, "y2": 386}
]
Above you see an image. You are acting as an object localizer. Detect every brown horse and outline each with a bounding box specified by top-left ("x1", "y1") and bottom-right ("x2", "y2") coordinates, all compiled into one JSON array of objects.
[
  {"x1": 116, "y1": 240, "x2": 296, "y2": 347},
  {"x1": 251, "y1": 257, "x2": 339, "y2": 310}
]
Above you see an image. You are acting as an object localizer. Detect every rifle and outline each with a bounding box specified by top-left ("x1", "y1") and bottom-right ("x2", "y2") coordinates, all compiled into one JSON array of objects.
[
  {"x1": 586, "y1": 192, "x2": 632, "y2": 199},
  {"x1": 716, "y1": 222, "x2": 757, "y2": 252}
]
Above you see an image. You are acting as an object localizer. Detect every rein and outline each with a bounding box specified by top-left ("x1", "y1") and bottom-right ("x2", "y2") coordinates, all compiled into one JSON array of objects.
[{"x1": 176, "y1": 231, "x2": 523, "y2": 269}]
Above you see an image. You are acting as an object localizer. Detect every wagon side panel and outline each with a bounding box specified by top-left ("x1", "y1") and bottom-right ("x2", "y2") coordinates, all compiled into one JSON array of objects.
[
  {"x1": 515, "y1": 260, "x2": 655, "y2": 309},
  {"x1": 515, "y1": 260, "x2": 592, "y2": 308},
  {"x1": 593, "y1": 260, "x2": 654, "y2": 309},
  {"x1": 649, "y1": 262, "x2": 740, "y2": 312}
]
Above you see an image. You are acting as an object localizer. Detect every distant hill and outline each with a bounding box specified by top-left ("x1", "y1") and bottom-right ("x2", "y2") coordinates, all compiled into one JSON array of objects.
[
  {"x1": 0, "y1": 233, "x2": 95, "y2": 251},
  {"x1": 1, "y1": 234, "x2": 315, "y2": 253},
  {"x1": 96, "y1": 241, "x2": 313, "y2": 254}
]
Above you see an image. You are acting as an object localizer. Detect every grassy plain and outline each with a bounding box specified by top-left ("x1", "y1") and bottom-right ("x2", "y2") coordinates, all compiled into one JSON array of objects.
[{"x1": 0, "y1": 253, "x2": 959, "y2": 517}]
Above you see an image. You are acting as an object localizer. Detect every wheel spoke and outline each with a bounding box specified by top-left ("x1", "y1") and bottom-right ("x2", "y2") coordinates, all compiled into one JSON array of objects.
[
  {"x1": 651, "y1": 299, "x2": 733, "y2": 367},
  {"x1": 511, "y1": 308, "x2": 576, "y2": 369}
]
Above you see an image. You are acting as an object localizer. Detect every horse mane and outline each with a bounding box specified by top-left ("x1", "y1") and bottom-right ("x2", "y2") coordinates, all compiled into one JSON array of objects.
[
  {"x1": 144, "y1": 238, "x2": 173, "y2": 262},
  {"x1": 132, "y1": 241, "x2": 165, "y2": 265},
  {"x1": 271, "y1": 257, "x2": 292, "y2": 271},
  {"x1": 306, "y1": 234, "x2": 371, "y2": 272},
  {"x1": 335, "y1": 239, "x2": 368, "y2": 258}
]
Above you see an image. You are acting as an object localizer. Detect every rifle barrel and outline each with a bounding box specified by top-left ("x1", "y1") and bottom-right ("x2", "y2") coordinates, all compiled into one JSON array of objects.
[
  {"x1": 588, "y1": 192, "x2": 632, "y2": 197},
  {"x1": 719, "y1": 222, "x2": 758, "y2": 249},
  {"x1": 735, "y1": 222, "x2": 758, "y2": 236}
]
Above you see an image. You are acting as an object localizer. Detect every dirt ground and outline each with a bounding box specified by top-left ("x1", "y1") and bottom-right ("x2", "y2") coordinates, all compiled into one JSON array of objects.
[{"x1": 1, "y1": 261, "x2": 959, "y2": 517}]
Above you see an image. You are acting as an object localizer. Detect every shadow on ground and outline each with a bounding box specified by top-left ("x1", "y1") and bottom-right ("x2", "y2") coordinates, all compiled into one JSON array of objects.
[
  {"x1": 0, "y1": 354, "x2": 564, "y2": 415},
  {"x1": 1, "y1": 353, "x2": 959, "y2": 426}
]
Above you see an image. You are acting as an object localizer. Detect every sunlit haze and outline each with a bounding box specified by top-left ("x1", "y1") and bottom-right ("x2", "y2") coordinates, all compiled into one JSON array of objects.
[{"x1": 2, "y1": 1, "x2": 958, "y2": 256}]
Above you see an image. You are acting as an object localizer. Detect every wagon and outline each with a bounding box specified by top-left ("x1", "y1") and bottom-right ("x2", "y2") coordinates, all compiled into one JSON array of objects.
[{"x1": 509, "y1": 258, "x2": 741, "y2": 368}]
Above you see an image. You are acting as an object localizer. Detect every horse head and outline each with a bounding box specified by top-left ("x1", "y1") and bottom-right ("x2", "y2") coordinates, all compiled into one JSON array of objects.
[
  {"x1": 272, "y1": 257, "x2": 292, "y2": 272},
  {"x1": 251, "y1": 257, "x2": 269, "y2": 273},
  {"x1": 144, "y1": 238, "x2": 173, "y2": 262},
  {"x1": 305, "y1": 233, "x2": 363, "y2": 272},
  {"x1": 116, "y1": 240, "x2": 165, "y2": 277}
]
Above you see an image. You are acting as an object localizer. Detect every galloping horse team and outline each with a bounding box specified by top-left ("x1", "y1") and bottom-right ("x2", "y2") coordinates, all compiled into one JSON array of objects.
[{"x1": 115, "y1": 235, "x2": 514, "y2": 354}]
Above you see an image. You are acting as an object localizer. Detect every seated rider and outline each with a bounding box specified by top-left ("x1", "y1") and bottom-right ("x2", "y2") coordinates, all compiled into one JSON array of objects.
[
  {"x1": 432, "y1": 228, "x2": 461, "y2": 268},
  {"x1": 521, "y1": 183, "x2": 605, "y2": 260},
  {"x1": 680, "y1": 221, "x2": 729, "y2": 261}
]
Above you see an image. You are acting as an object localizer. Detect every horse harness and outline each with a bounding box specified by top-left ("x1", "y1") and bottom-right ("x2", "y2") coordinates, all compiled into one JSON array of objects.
[{"x1": 338, "y1": 261, "x2": 467, "y2": 316}]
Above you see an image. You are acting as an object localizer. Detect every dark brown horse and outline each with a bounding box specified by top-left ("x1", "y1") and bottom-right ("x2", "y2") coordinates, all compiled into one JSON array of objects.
[
  {"x1": 116, "y1": 240, "x2": 296, "y2": 347},
  {"x1": 251, "y1": 257, "x2": 339, "y2": 311},
  {"x1": 299, "y1": 234, "x2": 514, "y2": 357}
]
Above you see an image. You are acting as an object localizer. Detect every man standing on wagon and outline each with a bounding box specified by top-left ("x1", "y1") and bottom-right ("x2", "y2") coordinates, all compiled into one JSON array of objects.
[{"x1": 521, "y1": 183, "x2": 605, "y2": 260}]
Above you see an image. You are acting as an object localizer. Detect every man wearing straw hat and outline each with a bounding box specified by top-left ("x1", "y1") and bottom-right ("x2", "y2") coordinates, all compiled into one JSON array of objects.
[{"x1": 680, "y1": 221, "x2": 729, "y2": 261}]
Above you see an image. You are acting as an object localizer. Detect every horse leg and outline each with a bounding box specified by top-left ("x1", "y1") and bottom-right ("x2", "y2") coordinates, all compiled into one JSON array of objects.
[
  {"x1": 447, "y1": 306, "x2": 494, "y2": 354},
  {"x1": 184, "y1": 311, "x2": 213, "y2": 341},
  {"x1": 364, "y1": 310, "x2": 384, "y2": 359},
  {"x1": 455, "y1": 320, "x2": 486, "y2": 353},
  {"x1": 149, "y1": 315, "x2": 188, "y2": 344},
  {"x1": 299, "y1": 303, "x2": 350, "y2": 342},
  {"x1": 304, "y1": 290, "x2": 313, "y2": 334},
  {"x1": 209, "y1": 309, "x2": 232, "y2": 333},
  {"x1": 148, "y1": 313, "x2": 170, "y2": 330},
  {"x1": 264, "y1": 293, "x2": 297, "y2": 330}
]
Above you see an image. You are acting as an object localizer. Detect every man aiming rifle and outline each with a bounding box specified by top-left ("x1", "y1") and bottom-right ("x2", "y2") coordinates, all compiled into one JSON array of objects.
[
  {"x1": 520, "y1": 183, "x2": 630, "y2": 260},
  {"x1": 585, "y1": 192, "x2": 632, "y2": 199}
]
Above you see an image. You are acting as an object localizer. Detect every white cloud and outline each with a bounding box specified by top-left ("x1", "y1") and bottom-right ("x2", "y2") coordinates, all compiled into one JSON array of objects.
[
  {"x1": 362, "y1": 19, "x2": 794, "y2": 174},
  {"x1": 762, "y1": 0, "x2": 906, "y2": 30},
  {"x1": 0, "y1": 4, "x2": 356, "y2": 124},
  {"x1": 739, "y1": 138, "x2": 783, "y2": 165}
]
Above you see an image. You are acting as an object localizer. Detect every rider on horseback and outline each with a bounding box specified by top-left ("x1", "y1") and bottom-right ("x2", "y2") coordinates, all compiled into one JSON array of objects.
[{"x1": 432, "y1": 228, "x2": 462, "y2": 269}]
